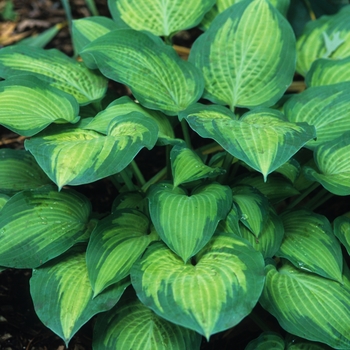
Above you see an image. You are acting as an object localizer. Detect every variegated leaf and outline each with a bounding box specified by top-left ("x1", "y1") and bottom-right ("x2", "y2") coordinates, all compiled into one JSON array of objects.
[
  {"x1": 277, "y1": 210, "x2": 343, "y2": 283},
  {"x1": 333, "y1": 213, "x2": 350, "y2": 256},
  {"x1": 0, "y1": 187, "x2": 91, "y2": 268},
  {"x1": 0, "y1": 45, "x2": 107, "y2": 105},
  {"x1": 131, "y1": 233, "x2": 265, "y2": 339},
  {"x1": 86, "y1": 209, "x2": 158, "y2": 296},
  {"x1": 260, "y1": 261, "x2": 350, "y2": 349},
  {"x1": 93, "y1": 289, "x2": 202, "y2": 350},
  {"x1": 148, "y1": 182, "x2": 232, "y2": 262},
  {"x1": 25, "y1": 114, "x2": 158, "y2": 189},
  {"x1": 81, "y1": 29, "x2": 204, "y2": 115},
  {"x1": 112, "y1": 192, "x2": 146, "y2": 213},
  {"x1": 108, "y1": 0, "x2": 215, "y2": 36},
  {"x1": 30, "y1": 247, "x2": 129, "y2": 346},
  {"x1": 189, "y1": 0, "x2": 295, "y2": 109}
]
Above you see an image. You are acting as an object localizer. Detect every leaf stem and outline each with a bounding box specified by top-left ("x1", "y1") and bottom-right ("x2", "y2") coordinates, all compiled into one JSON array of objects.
[
  {"x1": 181, "y1": 119, "x2": 192, "y2": 149},
  {"x1": 130, "y1": 160, "x2": 146, "y2": 186},
  {"x1": 141, "y1": 167, "x2": 167, "y2": 192},
  {"x1": 285, "y1": 182, "x2": 320, "y2": 210},
  {"x1": 119, "y1": 169, "x2": 137, "y2": 191},
  {"x1": 307, "y1": 189, "x2": 334, "y2": 212},
  {"x1": 217, "y1": 152, "x2": 233, "y2": 184}
]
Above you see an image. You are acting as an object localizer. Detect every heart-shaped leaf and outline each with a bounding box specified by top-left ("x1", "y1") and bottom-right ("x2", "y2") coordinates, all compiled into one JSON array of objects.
[
  {"x1": 0, "y1": 76, "x2": 79, "y2": 136},
  {"x1": 189, "y1": 0, "x2": 296, "y2": 109},
  {"x1": 148, "y1": 182, "x2": 232, "y2": 262},
  {"x1": 86, "y1": 209, "x2": 159, "y2": 296},
  {"x1": 25, "y1": 114, "x2": 158, "y2": 189},
  {"x1": 277, "y1": 210, "x2": 343, "y2": 283},
  {"x1": 181, "y1": 105, "x2": 316, "y2": 180},
  {"x1": 131, "y1": 233, "x2": 265, "y2": 339},
  {"x1": 0, "y1": 187, "x2": 91, "y2": 268},
  {"x1": 260, "y1": 261, "x2": 350, "y2": 349},
  {"x1": 108, "y1": 0, "x2": 215, "y2": 36},
  {"x1": 81, "y1": 29, "x2": 204, "y2": 115},
  {"x1": 93, "y1": 289, "x2": 202, "y2": 350},
  {"x1": 333, "y1": 213, "x2": 350, "y2": 256},
  {"x1": 30, "y1": 246, "x2": 129, "y2": 346},
  {"x1": 0, "y1": 45, "x2": 107, "y2": 105}
]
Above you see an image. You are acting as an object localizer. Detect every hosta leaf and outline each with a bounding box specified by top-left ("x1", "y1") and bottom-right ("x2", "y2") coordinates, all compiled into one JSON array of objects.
[
  {"x1": 0, "y1": 45, "x2": 107, "y2": 105},
  {"x1": 0, "y1": 194, "x2": 10, "y2": 210},
  {"x1": 171, "y1": 144, "x2": 224, "y2": 187},
  {"x1": 81, "y1": 29, "x2": 204, "y2": 115},
  {"x1": 112, "y1": 192, "x2": 146, "y2": 212},
  {"x1": 306, "y1": 57, "x2": 350, "y2": 87},
  {"x1": 333, "y1": 213, "x2": 350, "y2": 256},
  {"x1": 260, "y1": 261, "x2": 350, "y2": 349},
  {"x1": 108, "y1": 0, "x2": 215, "y2": 36},
  {"x1": 181, "y1": 105, "x2": 316, "y2": 180},
  {"x1": 296, "y1": 6, "x2": 350, "y2": 75},
  {"x1": 245, "y1": 332, "x2": 285, "y2": 350},
  {"x1": 217, "y1": 201, "x2": 241, "y2": 236},
  {"x1": 148, "y1": 182, "x2": 232, "y2": 262},
  {"x1": 284, "y1": 82, "x2": 350, "y2": 149},
  {"x1": 30, "y1": 247, "x2": 129, "y2": 346},
  {"x1": 277, "y1": 210, "x2": 343, "y2": 283},
  {"x1": 0, "y1": 149, "x2": 52, "y2": 194},
  {"x1": 85, "y1": 96, "x2": 175, "y2": 145},
  {"x1": 131, "y1": 233, "x2": 265, "y2": 339},
  {"x1": 0, "y1": 187, "x2": 91, "y2": 268},
  {"x1": 93, "y1": 289, "x2": 202, "y2": 350},
  {"x1": 0, "y1": 76, "x2": 79, "y2": 136},
  {"x1": 25, "y1": 114, "x2": 158, "y2": 189},
  {"x1": 303, "y1": 133, "x2": 350, "y2": 196},
  {"x1": 189, "y1": 0, "x2": 295, "y2": 109},
  {"x1": 274, "y1": 158, "x2": 300, "y2": 184},
  {"x1": 86, "y1": 209, "x2": 158, "y2": 296}
]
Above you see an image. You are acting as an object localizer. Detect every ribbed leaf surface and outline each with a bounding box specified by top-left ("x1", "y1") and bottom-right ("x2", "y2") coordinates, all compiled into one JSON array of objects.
[
  {"x1": 277, "y1": 210, "x2": 343, "y2": 282},
  {"x1": 108, "y1": 0, "x2": 215, "y2": 36},
  {"x1": 245, "y1": 332, "x2": 285, "y2": 350},
  {"x1": 148, "y1": 182, "x2": 232, "y2": 262},
  {"x1": 0, "y1": 76, "x2": 79, "y2": 136},
  {"x1": 0, "y1": 45, "x2": 107, "y2": 105},
  {"x1": 86, "y1": 209, "x2": 158, "y2": 296},
  {"x1": 0, "y1": 194, "x2": 9, "y2": 210},
  {"x1": 93, "y1": 290, "x2": 202, "y2": 350},
  {"x1": 30, "y1": 247, "x2": 129, "y2": 346},
  {"x1": 131, "y1": 233, "x2": 265, "y2": 339},
  {"x1": 284, "y1": 82, "x2": 350, "y2": 149},
  {"x1": 189, "y1": 0, "x2": 295, "y2": 109},
  {"x1": 333, "y1": 213, "x2": 350, "y2": 256},
  {"x1": 81, "y1": 29, "x2": 204, "y2": 115},
  {"x1": 260, "y1": 261, "x2": 350, "y2": 349},
  {"x1": 0, "y1": 187, "x2": 91, "y2": 268}
]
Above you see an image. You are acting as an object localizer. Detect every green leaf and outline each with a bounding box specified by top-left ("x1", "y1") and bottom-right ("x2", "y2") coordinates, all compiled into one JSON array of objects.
[
  {"x1": 284, "y1": 82, "x2": 350, "y2": 149},
  {"x1": 0, "y1": 45, "x2": 107, "y2": 105},
  {"x1": 306, "y1": 57, "x2": 350, "y2": 87},
  {"x1": 30, "y1": 246, "x2": 129, "y2": 346},
  {"x1": 296, "y1": 6, "x2": 350, "y2": 75},
  {"x1": 0, "y1": 75, "x2": 79, "y2": 136},
  {"x1": 86, "y1": 209, "x2": 158, "y2": 297},
  {"x1": 274, "y1": 158, "x2": 300, "y2": 184},
  {"x1": 303, "y1": 133, "x2": 350, "y2": 196},
  {"x1": 181, "y1": 105, "x2": 316, "y2": 180},
  {"x1": 81, "y1": 29, "x2": 204, "y2": 115},
  {"x1": 112, "y1": 192, "x2": 146, "y2": 212},
  {"x1": 0, "y1": 187, "x2": 91, "y2": 268},
  {"x1": 131, "y1": 233, "x2": 265, "y2": 339},
  {"x1": 171, "y1": 144, "x2": 224, "y2": 187},
  {"x1": 260, "y1": 261, "x2": 350, "y2": 349},
  {"x1": 0, "y1": 149, "x2": 52, "y2": 194},
  {"x1": 108, "y1": 0, "x2": 215, "y2": 36},
  {"x1": 0, "y1": 194, "x2": 10, "y2": 210},
  {"x1": 148, "y1": 182, "x2": 232, "y2": 262},
  {"x1": 277, "y1": 210, "x2": 343, "y2": 283},
  {"x1": 333, "y1": 213, "x2": 350, "y2": 256},
  {"x1": 18, "y1": 23, "x2": 63, "y2": 48},
  {"x1": 25, "y1": 114, "x2": 158, "y2": 189},
  {"x1": 245, "y1": 331, "x2": 285, "y2": 350},
  {"x1": 93, "y1": 289, "x2": 202, "y2": 350},
  {"x1": 189, "y1": 0, "x2": 296, "y2": 109}
]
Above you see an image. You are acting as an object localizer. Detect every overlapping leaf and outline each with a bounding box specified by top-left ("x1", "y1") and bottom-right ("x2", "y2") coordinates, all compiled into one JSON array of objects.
[
  {"x1": 277, "y1": 210, "x2": 343, "y2": 283},
  {"x1": 81, "y1": 29, "x2": 204, "y2": 115},
  {"x1": 30, "y1": 247, "x2": 129, "y2": 346},
  {"x1": 189, "y1": 0, "x2": 296, "y2": 109},
  {"x1": 181, "y1": 105, "x2": 316, "y2": 180},
  {"x1": 333, "y1": 213, "x2": 350, "y2": 255},
  {"x1": 0, "y1": 45, "x2": 107, "y2": 105},
  {"x1": 260, "y1": 261, "x2": 350, "y2": 349},
  {"x1": 148, "y1": 182, "x2": 232, "y2": 262},
  {"x1": 245, "y1": 332, "x2": 285, "y2": 350},
  {"x1": 131, "y1": 233, "x2": 265, "y2": 339},
  {"x1": 25, "y1": 114, "x2": 158, "y2": 189},
  {"x1": 0, "y1": 194, "x2": 9, "y2": 211},
  {"x1": 108, "y1": 0, "x2": 215, "y2": 36},
  {"x1": 86, "y1": 209, "x2": 158, "y2": 296},
  {"x1": 0, "y1": 187, "x2": 91, "y2": 268}
]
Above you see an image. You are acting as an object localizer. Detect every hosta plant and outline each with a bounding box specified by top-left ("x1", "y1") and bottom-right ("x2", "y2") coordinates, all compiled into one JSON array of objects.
[{"x1": 1, "y1": 0, "x2": 350, "y2": 348}]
